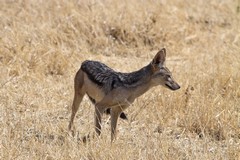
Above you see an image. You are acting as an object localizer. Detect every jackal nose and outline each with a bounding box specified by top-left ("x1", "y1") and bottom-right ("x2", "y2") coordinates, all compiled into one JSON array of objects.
[
  {"x1": 165, "y1": 82, "x2": 180, "y2": 90},
  {"x1": 173, "y1": 83, "x2": 180, "y2": 90},
  {"x1": 171, "y1": 83, "x2": 180, "y2": 90},
  {"x1": 176, "y1": 84, "x2": 180, "y2": 90}
]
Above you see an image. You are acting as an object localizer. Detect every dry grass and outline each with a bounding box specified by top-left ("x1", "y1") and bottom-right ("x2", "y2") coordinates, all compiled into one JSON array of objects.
[{"x1": 0, "y1": 0, "x2": 240, "y2": 159}]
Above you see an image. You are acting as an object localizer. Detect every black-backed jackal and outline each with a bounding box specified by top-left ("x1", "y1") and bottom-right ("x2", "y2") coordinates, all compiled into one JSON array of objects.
[{"x1": 68, "y1": 48, "x2": 180, "y2": 141}]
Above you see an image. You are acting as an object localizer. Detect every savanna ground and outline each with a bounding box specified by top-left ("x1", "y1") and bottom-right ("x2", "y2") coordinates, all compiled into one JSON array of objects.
[{"x1": 0, "y1": 0, "x2": 240, "y2": 159}]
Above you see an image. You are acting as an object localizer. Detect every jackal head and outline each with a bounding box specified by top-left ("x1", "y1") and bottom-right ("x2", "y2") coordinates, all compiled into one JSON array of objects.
[{"x1": 150, "y1": 48, "x2": 180, "y2": 91}]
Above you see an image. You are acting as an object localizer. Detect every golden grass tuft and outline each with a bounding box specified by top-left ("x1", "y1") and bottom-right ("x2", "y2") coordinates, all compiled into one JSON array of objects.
[{"x1": 0, "y1": 0, "x2": 240, "y2": 159}]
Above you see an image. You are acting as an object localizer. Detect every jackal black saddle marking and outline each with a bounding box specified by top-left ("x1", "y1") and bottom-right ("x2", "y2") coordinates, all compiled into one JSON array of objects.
[{"x1": 81, "y1": 60, "x2": 151, "y2": 90}]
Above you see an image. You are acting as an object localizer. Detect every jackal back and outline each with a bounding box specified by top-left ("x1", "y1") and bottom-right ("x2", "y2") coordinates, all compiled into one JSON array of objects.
[{"x1": 81, "y1": 60, "x2": 153, "y2": 93}]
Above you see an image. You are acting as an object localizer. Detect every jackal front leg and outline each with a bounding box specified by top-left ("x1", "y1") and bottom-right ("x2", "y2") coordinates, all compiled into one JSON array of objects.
[
  {"x1": 94, "y1": 105, "x2": 105, "y2": 136},
  {"x1": 110, "y1": 106, "x2": 125, "y2": 142}
]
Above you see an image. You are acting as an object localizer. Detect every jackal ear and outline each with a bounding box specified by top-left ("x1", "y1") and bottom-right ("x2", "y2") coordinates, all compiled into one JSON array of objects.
[{"x1": 152, "y1": 48, "x2": 166, "y2": 65}]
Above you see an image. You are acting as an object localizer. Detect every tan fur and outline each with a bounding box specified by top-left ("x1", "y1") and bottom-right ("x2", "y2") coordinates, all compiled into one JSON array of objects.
[
  {"x1": 68, "y1": 48, "x2": 180, "y2": 141},
  {"x1": 83, "y1": 72, "x2": 105, "y2": 102}
]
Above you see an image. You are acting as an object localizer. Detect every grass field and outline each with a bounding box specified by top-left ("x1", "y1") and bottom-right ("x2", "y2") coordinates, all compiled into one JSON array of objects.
[{"x1": 0, "y1": 0, "x2": 240, "y2": 159}]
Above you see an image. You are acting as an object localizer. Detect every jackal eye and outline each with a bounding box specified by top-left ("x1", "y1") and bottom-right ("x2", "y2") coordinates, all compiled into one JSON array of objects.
[
  {"x1": 159, "y1": 68, "x2": 165, "y2": 73},
  {"x1": 166, "y1": 74, "x2": 171, "y2": 79}
]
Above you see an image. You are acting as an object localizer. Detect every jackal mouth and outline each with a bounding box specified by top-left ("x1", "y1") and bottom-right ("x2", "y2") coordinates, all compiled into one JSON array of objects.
[
  {"x1": 165, "y1": 83, "x2": 174, "y2": 90},
  {"x1": 165, "y1": 83, "x2": 180, "y2": 90}
]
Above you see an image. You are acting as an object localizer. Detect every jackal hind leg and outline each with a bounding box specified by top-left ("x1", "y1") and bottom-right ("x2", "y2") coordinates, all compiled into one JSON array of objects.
[
  {"x1": 68, "y1": 92, "x2": 84, "y2": 131},
  {"x1": 68, "y1": 70, "x2": 85, "y2": 131}
]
